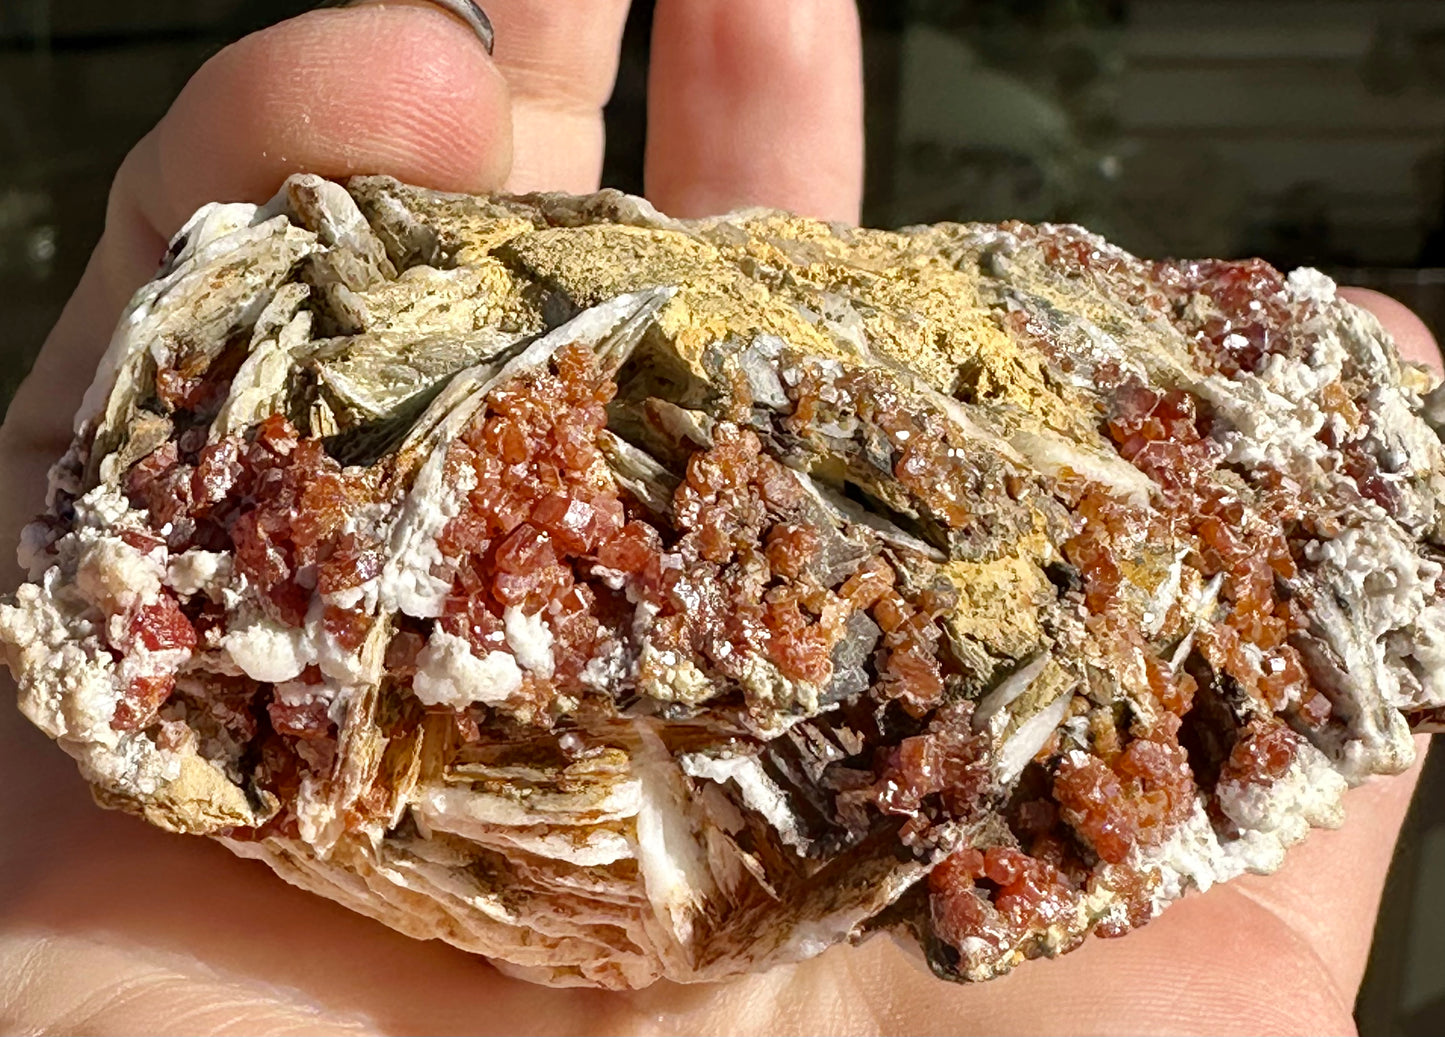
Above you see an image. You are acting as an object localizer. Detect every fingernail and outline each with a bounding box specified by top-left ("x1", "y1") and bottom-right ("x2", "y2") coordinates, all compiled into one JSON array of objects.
[{"x1": 318, "y1": 0, "x2": 495, "y2": 55}]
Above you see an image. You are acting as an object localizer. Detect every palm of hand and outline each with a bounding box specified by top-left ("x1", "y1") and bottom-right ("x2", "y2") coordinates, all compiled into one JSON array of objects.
[{"x1": 0, "y1": 4, "x2": 1432, "y2": 1033}]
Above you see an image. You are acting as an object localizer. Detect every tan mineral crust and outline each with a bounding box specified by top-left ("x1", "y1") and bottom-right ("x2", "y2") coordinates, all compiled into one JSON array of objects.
[{"x1": 5, "y1": 174, "x2": 1445, "y2": 987}]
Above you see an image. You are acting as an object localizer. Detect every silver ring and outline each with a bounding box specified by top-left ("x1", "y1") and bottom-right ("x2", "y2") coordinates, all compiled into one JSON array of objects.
[{"x1": 323, "y1": 0, "x2": 494, "y2": 55}]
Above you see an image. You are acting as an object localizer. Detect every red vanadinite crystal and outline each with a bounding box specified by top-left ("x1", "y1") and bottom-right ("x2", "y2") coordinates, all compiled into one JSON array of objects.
[
  {"x1": 490, "y1": 524, "x2": 573, "y2": 612},
  {"x1": 267, "y1": 696, "x2": 335, "y2": 740},
  {"x1": 112, "y1": 674, "x2": 177, "y2": 731},
  {"x1": 1106, "y1": 377, "x2": 1221, "y2": 491},
  {"x1": 1218, "y1": 716, "x2": 1299, "y2": 791},
  {"x1": 128, "y1": 595, "x2": 197, "y2": 653},
  {"x1": 596, "y1": 520, "x2": 662, "y2": 575},
  {"x1": 125, "y1": 441, "x2": 193, "y2": 532},
  {"x1": 1159, "y1": 258, "x2": 1301, "y2": 377},
  {"x1": 983, "y1": 847, "x2": 1078, "y2": 930},
  {"x1": 110, "y1": 593, "x2": 197, "y2": 730},
  {"x1": 928, "y1": 849, "x2": 994, "y2": 950},
  {"x1": 928, "y1": 842, "x2": 1082, "y2": 960},
  {"x1": 1053, "y1": 737, "x2": 1194, "y2": 865},
  {"x1": 323, "y1": 605, "x2": 372, "y2": 652},
  {"x1": 191, "y1": 438, "x2": 243, "y2": 507},
  {"x1": 763, "y1": 523, "x2": 820, "y2": 581},
  {"x1": 874, "y1": 702, "x2": 990, "y2": 818},
  {"x1": 317, "y1": 532, "x2": 383, "y2": 595},
  {"x1": 762, "y1": 597, "x2": 834, "y2": 686},
  {"x1": 429, "y1": 344, "x2": 650, "y2": 696}
]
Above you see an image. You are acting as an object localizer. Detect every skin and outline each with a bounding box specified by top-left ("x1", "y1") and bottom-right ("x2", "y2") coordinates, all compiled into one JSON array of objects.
[{"x1": 0, "y1": 3, "x2": 1434, "y2": 1033}]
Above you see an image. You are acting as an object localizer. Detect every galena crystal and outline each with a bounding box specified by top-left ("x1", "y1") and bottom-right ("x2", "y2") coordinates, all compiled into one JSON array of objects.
[{"x1": 4, "y1": 174, "x2": 1444, "y2": 988}]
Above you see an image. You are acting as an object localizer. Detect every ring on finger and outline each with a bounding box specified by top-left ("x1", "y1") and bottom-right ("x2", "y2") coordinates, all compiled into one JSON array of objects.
[{"x1": 317, "y1": 0, "x2": 494, "y2": 55}]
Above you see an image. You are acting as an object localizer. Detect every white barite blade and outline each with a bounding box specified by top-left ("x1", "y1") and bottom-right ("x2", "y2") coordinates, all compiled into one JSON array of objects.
[
  {"x1": 209, "y1": 283, "x2": 315, "y2": 439},
  {"x1": 85, "y1": 213, "x2": 319, "y2": 484},
  {"x1": 400, "y1": 285, "x2": 677, "y2": 458},
  {"x1": 311, "y1": 326, "x2": 531, "y2": 424},
  {"x1": 598, "y1": 431, "x2": 678, "y2": 517}
]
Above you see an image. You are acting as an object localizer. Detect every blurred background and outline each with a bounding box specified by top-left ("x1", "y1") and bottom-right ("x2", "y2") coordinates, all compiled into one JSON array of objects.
[{"x1": 1, "y1": 0, "x2": 1442, "y2": 1029}]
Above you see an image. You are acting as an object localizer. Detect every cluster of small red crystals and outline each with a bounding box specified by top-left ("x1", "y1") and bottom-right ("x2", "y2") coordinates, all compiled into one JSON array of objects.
[
  {"x1": 1010, "y1": 225, "x2": 1311, "y2": 381},
  {"x1": 1061, "y1": 486, "x2": 1200, "y2": 715},
  {"x1": 124, "y1": 442, "x2": 190, "y2": 534},
  {"x1": 231, "y1": 418, "x2": 382, "y2": 641},
  {"x1": 921, "y1": 661, "x2": 1193, "y2": 953},
  {"x1": 1217, "y1": 716, "x2": 1300, "y2": 793},
  {"x1": 639, "y1": 425, "x2": 953, "y2": 710},
  {"x1": 999, "y1": 223, "x2": 1181, "y2": 338},
  {"x1": 910, "y1": 363, "x2": 1325, "y2": 960},
  {"x1": 1003, "y1": 221, "x2": 1151, "y2": 294},
  {"x1": 1015, "y1": 225, "x2": 1379, "y2": 557},
  {"x1": 907, "y1": 235, "x2": 1360, "y2": 969},
  {"x1": 126, "y1": 414, "x2": 382, "y2": 641},
  {"x1": 928, "y1": 845, "x2": 1082, "y2": 962},
  {"x1": 109, "y1": 592, "x2": 198, "y2": 730},
  {"x1": 1106, "y1": 380, "x2": 1219, "y2": 492},
  {"x1": 425, "y1": 345, "x2": 956, "y2": 719},
  {"x1": 433, "y1": 344, "x2": 634, "y2": 698},
  {"x1": 982, "y1": 847, "x2": 1080, "y2": 940},
  {"x1": 117, "y1": 412, "x2": 380, "y2": 810},
  {"x1": 941, "y1": 347, "x2": 1325, "y2": 940},
  {"x1": 267, "y1": 695, "x2": 334, "y2": 742},
  {"x1": 1100, "y1": 378, "x2": 1320, "y2": 724},
  {"x1": 1153, "y1": 258, "x2": 1309, "y2": 378},
  {"x1": 650, "y1": 423, "x2": 846, "y2": 691},
  {"x1": 1052, "y1": 739, "x2": 1195, "y2": 865},
  {"x1": 1024, "y1": 226, "x2": 1395, "y2": 550},
  {"x1": 1064, "y1": 485, "x2": 1177, "y2": 616},
  {"x1": 872, "y1": 701, "x2": 990, "y2": 842},
  {"x1": 1011, "y1": 225, "x2": 1326, "y2": 394},
  {"x1": 870, "y1": 572, "x2": 953, "y2": 715}
]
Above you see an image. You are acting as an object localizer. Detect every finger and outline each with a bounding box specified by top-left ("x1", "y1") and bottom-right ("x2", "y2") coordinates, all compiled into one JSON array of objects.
[
  {"x1": 123, "y1": 4, "x2": 511, "y2": 249},
  {"x1": 1229, "y1": 736, "x2": 1429, "y2": 1003},
  {"x1": 781, "y1": 883, "x2": 1364, "y2": 1036},
  {"x1": 644, "y1": 0, "x2": 864, "y2": 222},
  {"x1": 0, "y1": 3, "x2": 511, "y2": 589},
  {"x1": 483, "y1": 0, "x2": 633, "y2": 193},
  {"x1": 1340, "y1": 286, "x2": 1443, "y2": 374}
]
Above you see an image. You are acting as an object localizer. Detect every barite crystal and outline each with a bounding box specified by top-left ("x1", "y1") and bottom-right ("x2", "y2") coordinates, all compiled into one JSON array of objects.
[{"x1": 4, "y1": 174, "x2": 1444, "y2": 987}]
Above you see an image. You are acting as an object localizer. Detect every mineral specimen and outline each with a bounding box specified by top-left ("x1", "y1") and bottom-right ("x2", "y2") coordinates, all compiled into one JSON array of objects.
[{"x1": 4, "y1": 174, "x2": 1443, "y2": 988}]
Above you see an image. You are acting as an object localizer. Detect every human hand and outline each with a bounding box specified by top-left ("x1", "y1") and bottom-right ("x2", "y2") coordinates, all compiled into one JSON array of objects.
[{"x1": 0, "y1": 3, "x2": 1432, "y2": 1032}]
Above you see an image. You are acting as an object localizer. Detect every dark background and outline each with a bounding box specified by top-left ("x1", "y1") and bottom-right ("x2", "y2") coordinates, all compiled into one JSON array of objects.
[{"x1": 2, "y1": 1, "x2": 1443, "y2": 1030}]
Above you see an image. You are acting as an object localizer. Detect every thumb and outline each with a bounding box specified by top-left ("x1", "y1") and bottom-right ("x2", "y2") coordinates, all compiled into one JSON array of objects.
[{"x1": 0, "y1": 2, "x2": 512, "y2": 588}]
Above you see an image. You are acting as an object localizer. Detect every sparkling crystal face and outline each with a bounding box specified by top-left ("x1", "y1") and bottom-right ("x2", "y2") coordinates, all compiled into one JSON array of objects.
[{"x1": 4, "y1": 174, "x2": 1444, "y2": 988}]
